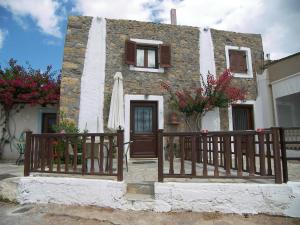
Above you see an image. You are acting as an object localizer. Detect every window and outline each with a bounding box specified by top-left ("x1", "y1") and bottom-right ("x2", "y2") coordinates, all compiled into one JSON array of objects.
[
  {"x1": 42, "y1": 113, "x2": 57, "y2": 133},
  {"x1": 232, "y1": 104, "x2": 254, "y2": 130},
  {"x1": 136, "y1": 45, "x2": 158, "y2": 68},
  {"x1": 225, "y1": 46, "x2": 253, "y2": 78},
  {"x1": 125, "y1": 39, "x2": 171, "y2": 72},
  {"x1": 229, "y1": 50, "x2": 247, "y2": 73}
]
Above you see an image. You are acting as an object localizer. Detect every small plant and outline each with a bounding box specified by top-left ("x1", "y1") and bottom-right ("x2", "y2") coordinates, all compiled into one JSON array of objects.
[{"x1": 52, "y1": 112, "x2": 79, "y2": 134}]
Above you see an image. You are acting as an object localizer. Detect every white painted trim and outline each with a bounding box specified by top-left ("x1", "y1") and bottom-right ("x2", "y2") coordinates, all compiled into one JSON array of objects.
[
  {"x1": 130, "y1": 38, "x2": 163, "y2": 45},
  {"x1": 129, "y1": 38, "x2": 165, "y2": 73},
  {"x1": 271, "y1": 72, "x2": 300, "y2": 99},
  {"x1": 228, "y1": 100, "x2": 257, "y2": 131},
  {"x1": 129, "y1": 65, "x2": 164, "y2": 73},
  {"x1": 225, "y1": 45, "x2": 253, "y2": 78},
  {"x1": 78, "y1": 17, "x2": 106, "y2": 133},
  {"x1": 124, "y1": 94, "x2": 164, "y2": 159}
]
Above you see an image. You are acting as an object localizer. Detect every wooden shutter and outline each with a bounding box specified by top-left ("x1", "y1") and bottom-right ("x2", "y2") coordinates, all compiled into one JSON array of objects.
[
  {"x1": 159, "y1": 44, "x2": 171, "y2": 68},
  {"x1": 229, "y1": 50, "x2": 247, "y2": 73},
  {"x1": 125, "y1": 40, "x2": 136, "y2": 65}
]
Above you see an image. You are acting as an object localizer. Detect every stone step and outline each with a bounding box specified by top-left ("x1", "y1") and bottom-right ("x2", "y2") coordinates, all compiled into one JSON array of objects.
[{"x1": 127, "y1": 182, "x2": 154, "y2": 195}]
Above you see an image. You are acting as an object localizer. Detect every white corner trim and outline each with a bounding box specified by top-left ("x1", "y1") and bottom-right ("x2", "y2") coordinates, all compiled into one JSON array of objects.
[
  {"x1": 130, "y1": 38, "x2": 163, "y2": 45},
  {"x1": 228, "y1": 100, "x2": 257, "y2": 131},
  {"x1": 129, "y1": 65, "x2": 164, "y2": 73},
  {"x1": 225, "y1": 45, "x2": 253, "y2": 78},
  {"x1": 124, "y1": 94, "x2": 164, "y2": 159},
  {"x1": 78, "y1": 17, "x2": 106, "y2": 133}
]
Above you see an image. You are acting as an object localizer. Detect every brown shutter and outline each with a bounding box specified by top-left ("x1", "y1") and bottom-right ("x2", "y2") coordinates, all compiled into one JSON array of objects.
[
  {"x1": 229, "y1": 50, "x2": 247, "y2": 73},
  {"x1": 125, "y1": 40, "x2": 136, "y2": 65},
  {"x1": 159, "y1": 44, "x2": 171, "y2": 68}
]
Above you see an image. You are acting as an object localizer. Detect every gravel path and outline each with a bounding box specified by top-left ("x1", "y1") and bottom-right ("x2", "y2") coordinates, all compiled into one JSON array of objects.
[{"x1": 1, "y1": 202, "x2": 300, "y2": 225}]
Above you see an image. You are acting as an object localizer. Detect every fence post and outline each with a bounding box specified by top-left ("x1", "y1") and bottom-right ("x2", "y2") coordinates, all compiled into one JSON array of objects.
[
  {"x1": 24, "y1": 131, "x2": 33, "y2": 176},
  {"x1": 279, "y1": 127, "x2": 288, "y2": 183},
  {"x1": 158, "y1": 129, "x2": 164, "y2": 182},
  {"x1": 117, "y1": 129, "x2": 124, "y2": 181},
  {"x1": 272, "y1": 127, "x2": 282, "y2": 184}
]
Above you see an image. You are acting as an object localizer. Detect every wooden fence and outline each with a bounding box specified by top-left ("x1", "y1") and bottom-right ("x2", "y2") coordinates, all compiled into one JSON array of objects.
[
  {"x1": 158, "y1": 127, "x2": 285, "y2": 184},
  {"x1": 24, "y1": 130, "x2": 124, "y2": 181},
  {"x1": 280, "y1": 127, "x2": 300, "y2": 182}
]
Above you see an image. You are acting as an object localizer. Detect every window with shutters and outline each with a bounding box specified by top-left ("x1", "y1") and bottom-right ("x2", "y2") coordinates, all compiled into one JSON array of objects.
[
  {"x1": 136, "y1": 45, "x2": 158, "y2": 69},
  {"x1": 125, "y1": 38, "x2": 171, "y2": 73},
  {"x1": 225, "y1": 45, "x2": 253, "y2": 78}
]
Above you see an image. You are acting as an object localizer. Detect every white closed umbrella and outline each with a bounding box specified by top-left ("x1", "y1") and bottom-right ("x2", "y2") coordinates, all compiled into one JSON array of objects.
[{"x1": 108, "y1": 72, "x2": 125, "y2": 130}]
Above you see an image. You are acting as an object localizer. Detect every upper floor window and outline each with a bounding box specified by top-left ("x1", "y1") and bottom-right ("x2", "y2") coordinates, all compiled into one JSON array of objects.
[
  {"x1": 229, "y1": 50, "x2": 247, "y2": 73},
  {"x1": 225, "y1": 45, "x2": 253, "y2": 78},
  {"x1": 136, "y1": 45, "x2": 158, "y2": 68},
  {"x1": 125, "y1": 39, "x2": 171, "y2": 73}
]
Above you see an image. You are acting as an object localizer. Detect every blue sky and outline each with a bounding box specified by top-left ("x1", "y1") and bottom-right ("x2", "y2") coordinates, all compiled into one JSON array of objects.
[{"x1": 0, "y1": 0, "x2": 299, "y2": 72}]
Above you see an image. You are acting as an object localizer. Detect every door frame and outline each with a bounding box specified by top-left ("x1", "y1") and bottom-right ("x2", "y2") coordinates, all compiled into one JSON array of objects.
[
  {"x1": 228, "y1": 100, "x2": 257, "y2": 131},
  {"x1": 231, "y1": 104, "x2": 254, "y2": 130},
  {"x1": 130, "y1": 101, "x2": 158, "y2": 158},
  {"x1": 124, "y1": 95, "x2": 164, "y2": 159}
]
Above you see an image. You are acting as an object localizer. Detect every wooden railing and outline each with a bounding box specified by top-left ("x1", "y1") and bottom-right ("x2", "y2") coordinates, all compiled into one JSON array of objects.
[
  {"x1": 280, "y1": 127, "x2": 300, "y2": 182},
  {"x1": 24, "y1": 130, "x2": 124, "y2": 181},
  {"x1": 158, "y1": 127, "x2": 284, "y2": 184}
]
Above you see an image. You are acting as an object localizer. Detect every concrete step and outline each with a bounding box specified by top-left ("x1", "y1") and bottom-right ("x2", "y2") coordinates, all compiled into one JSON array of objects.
[
  {"x1": 127, "y1": 182, "x2": 154, "y2": 195},
  {"x1": 125, "y1": 193, "x2": 154, "y2": 202}
]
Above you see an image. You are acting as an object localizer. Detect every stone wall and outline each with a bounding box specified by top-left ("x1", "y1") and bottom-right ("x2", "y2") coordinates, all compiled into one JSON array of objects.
[
  {"x1": 104, "y1": 19, "x2": 200, "y2": 131},
  {"x1": 59, "y1": 16, "x2": 92, "y2": 123},
  {"x1": 211, "y1": 29, "x2": 264, "y2": 130},
  {"x1": 59, "y1": 16, "x2": 264, "y2": 131}
]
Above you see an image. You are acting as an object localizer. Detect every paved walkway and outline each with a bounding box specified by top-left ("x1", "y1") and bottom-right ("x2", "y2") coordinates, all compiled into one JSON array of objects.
[
  {"x1": 1, "y1": 202, "x2": 300, "y2": 225},
  {"x1": 1, "y1": 159, "x2": 300, "y2": 183}
]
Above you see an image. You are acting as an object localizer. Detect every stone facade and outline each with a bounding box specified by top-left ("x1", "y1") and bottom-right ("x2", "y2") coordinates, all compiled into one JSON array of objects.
[
  {"x1": 211, "y1": 29, "x2": 264, "y2": 130},
  {"x1": 59, "y1": 16, "x2": 92, "y2": 123},
  {"x1": 104, "y1": 19, "x2": 200, "y2": 131},
  {"x1": 59, "y1": 16, "x2": 264, "y2": 131}
]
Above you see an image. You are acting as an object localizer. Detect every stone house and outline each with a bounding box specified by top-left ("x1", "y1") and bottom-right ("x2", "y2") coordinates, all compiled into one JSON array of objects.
[{"x1": 58, "y1": 15, "x2": 267, "y2": 159}]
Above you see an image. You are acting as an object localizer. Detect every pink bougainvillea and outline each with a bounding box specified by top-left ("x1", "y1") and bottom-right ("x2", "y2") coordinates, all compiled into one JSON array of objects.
[
  {"x1": 161, "y1": 70, "x2": 246, "y2": 118},
  {"x1": 0, "y1": 59, "x2": 60, "y2": 110}
]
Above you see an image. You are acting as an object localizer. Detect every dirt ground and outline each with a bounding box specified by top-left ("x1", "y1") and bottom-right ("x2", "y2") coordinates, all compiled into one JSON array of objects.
[{"x1": 0, "y1": 202, "x2": 299, "y2": 225}]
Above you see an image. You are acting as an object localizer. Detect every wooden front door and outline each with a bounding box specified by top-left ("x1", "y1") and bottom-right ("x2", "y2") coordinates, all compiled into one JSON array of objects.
[{"x1": 130, "y1": 101, "x2": 158, "y2": 158}]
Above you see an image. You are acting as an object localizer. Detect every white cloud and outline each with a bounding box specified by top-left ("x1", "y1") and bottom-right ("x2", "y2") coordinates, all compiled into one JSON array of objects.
[
  {"x1": 0, "y1": 29, "x2": 8, "y2": 49},
  {"x1": 155, "y1": 0, "x2": 300, "y2": 60},
  {"x1": 0, "y1": 0, "x2": 62, "y2": 38},
  {"x1": 72, "y1": 0, "x2": 155, "y2": 21},
  {"x1": 74, "y1": 0, "x2": 298, "y2": 60}
]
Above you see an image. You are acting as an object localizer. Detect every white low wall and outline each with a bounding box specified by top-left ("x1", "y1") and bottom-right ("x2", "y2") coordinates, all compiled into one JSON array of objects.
[
  {"x1": 18, "y1": 177, "x2": 127, "y2": 209},
  {"x1": 14, "y1": 177, "x2": 300, "y2": 217},
  {"x1": 155, "y1": 182, "x2": 300, "y2": 217}
]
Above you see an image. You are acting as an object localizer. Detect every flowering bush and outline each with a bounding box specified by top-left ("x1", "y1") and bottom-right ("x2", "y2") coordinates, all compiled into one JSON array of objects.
[
  {"x1": 0, "y1": 59, "x2": 60, "y2": 159},
  {"x1": 161, "y1": 70, "x2": 246, "y2": 130},
  {"x1": 0, "y1": 59, "x2": 60, "y2": 110}
]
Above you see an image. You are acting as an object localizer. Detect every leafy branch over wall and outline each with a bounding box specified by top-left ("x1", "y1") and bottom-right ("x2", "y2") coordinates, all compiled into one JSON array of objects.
[
  {"x1": 0, "y1": 59, "x2": 60, "y2": 159},
  {"x1": 161, "y1": 70, "x2": 246, "y2": 131}
]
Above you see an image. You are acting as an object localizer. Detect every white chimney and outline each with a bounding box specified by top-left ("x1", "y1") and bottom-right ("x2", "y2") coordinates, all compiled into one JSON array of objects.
[{"x1": 170, "y1": 8, "x2": 177, "y2": 25}]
